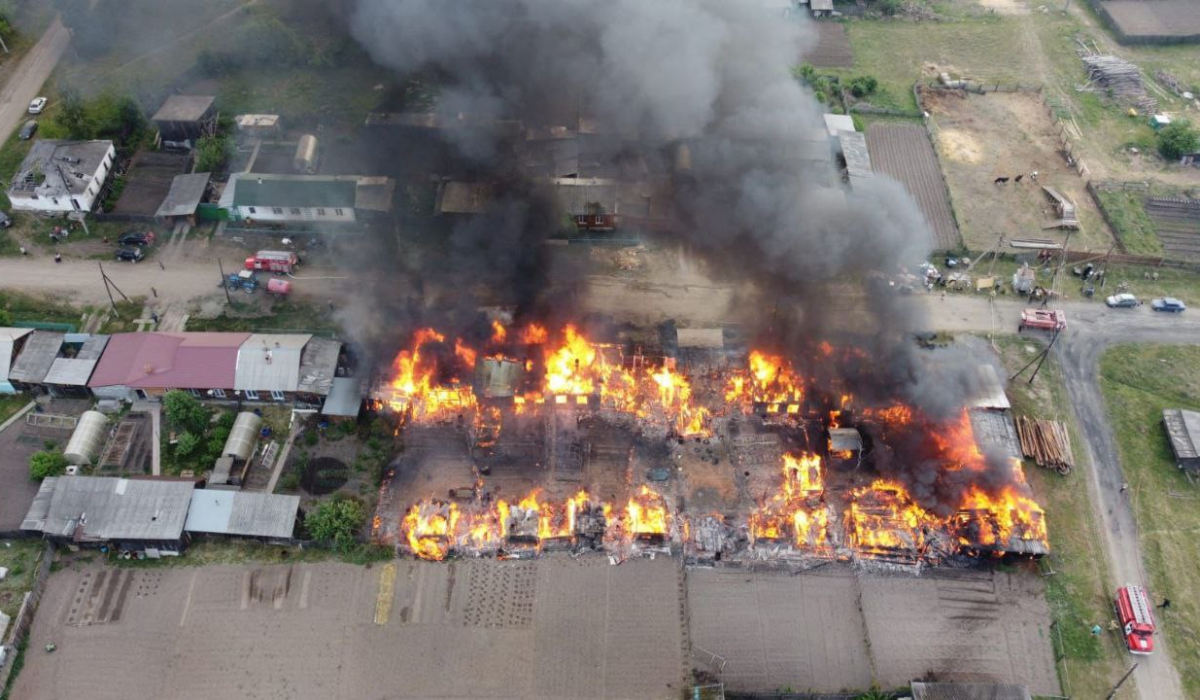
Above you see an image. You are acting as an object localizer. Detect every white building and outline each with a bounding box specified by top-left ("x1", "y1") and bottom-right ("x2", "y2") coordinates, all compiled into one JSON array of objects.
[
  {"x1": 218, "y1": 173, "x2": 394, "y2": 224},
  {"x1": 7, "y1": 140, "x2": 115, "y2": 214}
]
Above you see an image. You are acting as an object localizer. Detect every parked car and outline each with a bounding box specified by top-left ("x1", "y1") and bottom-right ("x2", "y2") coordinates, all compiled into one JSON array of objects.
[
  {"x1": 118, "y1": 231, "x2": 156, "y2": 247},
  {"x1": 28, "y1": 97, "x2": 47, "y2": 114},
  {"x1": 1151, "y1": 297, "x2": 1186, "y2": 313},
  {"x1": 116, "y1": 247, "x2": 144, "y2": 263},
  {"x1": 18, "y1": 120, "x2": 37, "y2": 140},
  {"x1": 0, "y1": 211, "x2": 10, "y2": 228},
  {"x1": 1105, "y1": 293, "x2": 1139, "y2": 309}
]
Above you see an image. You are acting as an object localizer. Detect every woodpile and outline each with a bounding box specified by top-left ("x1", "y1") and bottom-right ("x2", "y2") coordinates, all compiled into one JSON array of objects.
[
  {"x1": 1016, "y1": 416, "x2": 1075, "y2": 475},
  {"x1": 1081, "y1": 55, "x2": 1157, "y2": 115}
]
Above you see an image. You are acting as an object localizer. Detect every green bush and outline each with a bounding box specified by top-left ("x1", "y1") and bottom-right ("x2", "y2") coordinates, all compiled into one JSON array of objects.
[
  {"x1": 175, "y1": 431, "x2": 200, "y2": 458},
  {"x1": 29, "y1": 450, "x2": 68, "y2": 480},
  {"x1": 163, "y1": 390, "x2": 208, "y2": 434},
  {"x1": 304, "y1": 430, "x2": 319, "y2": 447},
  {"x1": 1157, "y1": 120, "x2": 1199, "y2": 161},
  {"x1": 848, "y1": 75, "x2": 879, "y2": 98},
  {"x1": 195, "y1": 135, "x2": 233, "y2": 173},
  {"x1": 304, "y1": 498, "x2": 364, "y2": 549}
]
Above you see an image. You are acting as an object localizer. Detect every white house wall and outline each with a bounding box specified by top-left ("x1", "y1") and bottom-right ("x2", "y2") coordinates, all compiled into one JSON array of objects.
[
  {"x1": 235, "y1": 205, "x2": 356, "y2": 223},
  {"x1": 9, "y1": 145, "x2": 115, "y2": 214}
]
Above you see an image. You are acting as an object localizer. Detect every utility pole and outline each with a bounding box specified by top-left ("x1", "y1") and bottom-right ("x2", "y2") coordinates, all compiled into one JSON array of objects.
[
  {"x1": 1106, "y1": 663, "x2": 1138, "y2": 700},
  {"x1": 1009, "y1": 327, "x2": 1062, "y2": 385},
  {"x1": 217, "y1": 259, "x2": 232, "y2": 304},
  {"x1": 96, "y1": 262, "x2": 129, "y2": 316}
]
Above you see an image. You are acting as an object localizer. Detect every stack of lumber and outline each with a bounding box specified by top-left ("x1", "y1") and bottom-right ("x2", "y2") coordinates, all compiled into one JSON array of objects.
[
  {"x1": 1016, "y1": 415, "x2": 1075, "y2": 475},
  {"x1": 1081, "y1": 55, "x2": 1157, "y2": 114}
]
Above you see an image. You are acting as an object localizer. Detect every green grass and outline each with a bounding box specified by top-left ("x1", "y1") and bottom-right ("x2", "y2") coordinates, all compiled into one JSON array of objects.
[
  {"x1": 993, "y1": 336, "x2": 1128, "y2": 698},
  {"x1": 109, "y1": 539, "x2": 391, "y2": 569},
  {"x1": 187, "y1": 299, "x2": 340, "y2": 334},
  {"x1": 1099, "y1": 344, "x2": 1200, "y2": 698},
  {"x1": 96, "y1": 297, "x2": 147, "y2": 334},
  {"x1": 0, "y1": 539, "x2": 43, "y2": 618},
  {"x1": 1094, "y1": 189, "x2": 1164, "y2": 256},
  {"x1": 0, "y1": 290, "x2": 86, "y2": 328},
  {"x1": 0, "y1": 393, "x2": 32, "y2": 425}
]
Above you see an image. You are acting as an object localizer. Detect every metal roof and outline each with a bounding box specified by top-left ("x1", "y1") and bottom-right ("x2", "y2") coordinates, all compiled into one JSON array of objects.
[
  {"x1": 0, "y1": 328, "x2": 34, "y2": 382},
  {"x1": 810, "y1": 0, "x2": 834, "y2": 10},
  {"x1": 184, "y1": 490, "x2": 299, "y2": 539},
  {"x1": 910, "y1": 682, "x2": 1031, "y2": 700},
  {"x1": 230, "y1": 174, "x2": 358, "y2": 209},
  {"x1": 354, "y1": 176, "x2": 395, "y2": 212},
  {"x1": 968, "y1": 364, "x2": 1011, "y2": 410},
  {"x1": 44, "y1": 334, "x2": 109, "y2": 386},
  {"x1": 89, "y1": 332, "x2": 250, "y2": 389},
  {"x1": 296, "y1": 337, "x2": 342, "y2": 395},
  {"x1": 838, "y1": 131, "x2": 874, "y2": 181},
  {"x1": 823, "y1": 113, "x2": 855, "y2": 137},
  {"x1": 8, "y1": 140, "x2": 113, "y2": 198},
  {"x1": 151, "y1": 95, "x2": 215, "y2": 123},
  {"x1": 234, "y1": 334, "x2": 311, "y2": 392},
  {"x1": 21, "y1": 476, "x2": 195, "y2": 542},
  {"x1": 438, "y1": 181, "x2": 492, "y2": 214},
  {"x1": 155, "y1": 172, "x2": 211, "y2": 217},
  {"x1": 1163, "y1": 409, "x2": 1200, "y2": 461},
  {"x1": 321, "y1": 377, "x2": 364, "y2": 417},
  {"x1": 968, "y1": 408, "x2": 1023, "y2": 461},
  {"x1": 7, "y1": 331, "x2": 64, "y2": 384},
  {"x1": 829, "y1": 428, "x2": 863, "y2": 452}
]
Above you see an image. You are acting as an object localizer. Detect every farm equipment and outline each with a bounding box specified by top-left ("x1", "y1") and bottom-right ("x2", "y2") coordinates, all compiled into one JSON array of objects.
[
  {"x1": 265, "y1": 277, "x2": 292, "y2": 296},
  {"x1": 245, "y1": 250, "x2": 299, "y2": 274},
  {"x1": 1019, "y1": 309, "x2": 1067, "y2": 332},
  {"x1": 222, "y1": 270, "x2": 259, "y2": 293}
]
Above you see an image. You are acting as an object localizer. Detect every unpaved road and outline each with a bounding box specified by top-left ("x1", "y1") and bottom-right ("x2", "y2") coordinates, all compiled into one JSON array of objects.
[{"x1": 0, "y1": 17, "x2": 69, "y2": 146}]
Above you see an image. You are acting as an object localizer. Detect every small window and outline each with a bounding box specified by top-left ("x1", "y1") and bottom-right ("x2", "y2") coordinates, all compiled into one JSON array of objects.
[
  {"x1": 290, "y1": 207, "x2": 301, "y2": 215},
  {"x1": 248, "y1": 207, "x2": 257, "y2": 214},
  {"x1": 52, "y1": 198, "x2": 59, "y2": 205},
  {"x1": 244, "y1": 389, "x2": 259, "y2": 400},
  {"x1": 334, "y1": 208, "x2": 344, "y2": 217},
  {"x1": 270, "y1": 390, "x2": 286, "y2": 402},
  {"x1": 272, "y1": 207, "x2": 283, "y2": 215},
  {"x1": 316, "y1": 208, "x2": 326, "y2": 216},
  {"x1": 187, "y1": 389, "x2": 201, "y2": 398},
  {"x1": 72, "y1": 198, "x2": 80, "y2": 210},
  {"x1": 211, "y1": 388, "x2": 227, "y2": 398}
]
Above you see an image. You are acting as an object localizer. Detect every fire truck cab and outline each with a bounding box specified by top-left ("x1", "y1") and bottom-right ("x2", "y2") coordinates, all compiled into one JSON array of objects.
[
  {"x1": 1115, "y1": 585, "x2": 1155, "y2": 655},
  {"x1": 244, "y1": 250, "x2": 299, "y2": 274},
  {"x1": 1019, "y1": 309, "x2": 1067, "y2": 332}
]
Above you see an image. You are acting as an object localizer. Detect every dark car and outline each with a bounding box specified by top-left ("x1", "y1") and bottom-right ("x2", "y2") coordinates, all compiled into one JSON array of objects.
[
  {"x1": 1151, "y1": 297, "x2": 1186, "y2": 313},
  {"x1": 118, "y1": 231, "x2": 155, "y2": 247},
  {"x1": 116, "y1": 247, "x2": 144, "y2": 263},
  {"x1": 0, "y1": 211, "x2": 10, "y2": 228},
  {"x1": 18, "y1": 120, "x2": 37, "y2": 140}
]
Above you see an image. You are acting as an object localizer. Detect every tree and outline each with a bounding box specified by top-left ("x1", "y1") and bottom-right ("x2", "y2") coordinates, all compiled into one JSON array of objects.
[
  {"x1": 847, "y1": 75, "x2": 879, "y2": 98},
  {"x1": 0, "y1": 309, "x2": 11, "y2": 326},
  {"x1": 1157, "y1": 120, "x2": 1199, "y2": 161},
  {"x1": 29, "y1": 451, "x2": 68, "y2": 480},
  {"x1": 175, "y1": 431, "x2": 200, "y2": 459},
  {"x1": 305, "y1": 499, "x2": 364, "y2": 548},
  {"x1": 56, "y1": 88, "x2": 95, "y2": 140},
  {"x1": 163, "y1": 390, "x2": 208, "y2": 434},
  {"x1": 194, "y1": 135, "x2": 232, "y2": 173}
]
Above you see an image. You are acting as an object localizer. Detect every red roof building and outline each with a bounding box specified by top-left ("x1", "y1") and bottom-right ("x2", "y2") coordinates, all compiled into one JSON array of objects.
[{"x1": 89, "y1": 332, "x2": 250, "y2": 395}]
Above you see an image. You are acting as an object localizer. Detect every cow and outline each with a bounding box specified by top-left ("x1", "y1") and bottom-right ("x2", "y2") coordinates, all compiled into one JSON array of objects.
[
  {"x1": 994, "y1": 177, "x2": 1010, "y2": 185},
  {"x1": 1014, "y1": 174, "x2": 1024, "y2": 183}
]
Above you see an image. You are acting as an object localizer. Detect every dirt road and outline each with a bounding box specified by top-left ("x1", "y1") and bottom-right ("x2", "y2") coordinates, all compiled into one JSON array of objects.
[{"x1": 0, "y1": 17, "x2": 69, "y2": 146}]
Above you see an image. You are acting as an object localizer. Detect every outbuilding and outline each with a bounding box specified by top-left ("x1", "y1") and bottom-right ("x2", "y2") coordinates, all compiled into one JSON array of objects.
[
  {"x1": 1163, "y1": 408, "x2": 1200, "y2": 475},
  {"x1": 184, "y1": 490, "x2": 299, "y2": 542},
  {"x1": 151, "y1": 95, "x2": 217, "y2": 149},
  {"x1": 6, "y1": 140, "x2": 115, "y2": 214},
  {"x1": 0, "y1": 328, "x2": 34, "y2": 394}
]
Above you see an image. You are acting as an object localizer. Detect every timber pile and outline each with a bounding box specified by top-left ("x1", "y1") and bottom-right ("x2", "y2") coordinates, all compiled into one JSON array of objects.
[
  {"x1": 1016, "y1": 416, "x2": 1075, "y2": 475},
  {"x1": 1082, "y1": 55, "x2": 1157, "y2": 114}
]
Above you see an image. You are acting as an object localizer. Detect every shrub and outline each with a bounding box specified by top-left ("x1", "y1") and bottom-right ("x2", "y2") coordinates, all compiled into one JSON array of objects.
[
  {"x1": 305, "y1": 498, "x2": 364, "y2": 548},
  {"x1": 304, "y1": 430, "x2": 319, "y2": 447},
  {"x1": 1157, "y1": 120, "x2": 1199, "y2": 161},
  {"x1": 175, "y1": 431, "x2": 200, "y2": 458},
  {"x1": 163, "y1": 390, "x2": 208, "y2": 434},
  {"x1": 195, "y1": 135, "x2": 233, "y2": 173},
  {"x1": 848, "y1": 75, "x2": 879, "y2": 98},
  {"x1": 29, "y1": 450, "x2": 68, "y2": 480}
]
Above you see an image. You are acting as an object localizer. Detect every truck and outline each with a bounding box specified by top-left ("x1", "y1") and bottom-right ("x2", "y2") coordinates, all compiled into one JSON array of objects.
[
  {"x1": 244, "y1": 250, "x2": 299, "y2": 274},
  {"x1": 1019, "y1": 309, "x2": 1067, "y2": 332},
  {"x1": 1115, "y1": 585, "x2": 1155, "y2": 655}
]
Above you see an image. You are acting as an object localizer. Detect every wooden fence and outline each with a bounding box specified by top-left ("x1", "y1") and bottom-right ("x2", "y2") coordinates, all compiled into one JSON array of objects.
[{"x1": 0, "y1": 543, "x2": 55, "y2": 690}]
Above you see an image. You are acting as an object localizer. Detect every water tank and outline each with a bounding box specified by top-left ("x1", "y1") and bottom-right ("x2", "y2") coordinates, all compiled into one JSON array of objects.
[
  {"x1": 293, "y1": 134, "x2": 318, "y2": 174},
  {"x1": 64, "y1": 411, "x2": 108, "y2": 465},
  {"x1": 222, "y1": 412, "x2": 262, "y2": 462}
]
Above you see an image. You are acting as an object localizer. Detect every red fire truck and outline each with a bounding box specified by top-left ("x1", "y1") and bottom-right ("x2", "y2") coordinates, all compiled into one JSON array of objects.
[
  {"x1": 1115, "y1": 585, "x2": 1156, "y2": 655},
  {"x1": 244, "y1": 250, "x2": 299, "y2": 274},
  {"x1": 1018, "y1": 309, "x2": 1067, "y2": 332}
]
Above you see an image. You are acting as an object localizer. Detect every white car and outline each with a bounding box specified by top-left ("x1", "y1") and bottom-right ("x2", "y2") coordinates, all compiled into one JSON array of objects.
[{"x1": 28, "y1": 97, "x2": 47, "y2": 114}]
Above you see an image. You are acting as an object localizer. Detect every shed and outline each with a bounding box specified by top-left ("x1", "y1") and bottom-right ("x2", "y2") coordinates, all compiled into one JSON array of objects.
[
  {"x1": 910, "y1": 681, "x2": 1032, "y2": 700},
  {"x1": 837, "y1": 131, "x2": 873, "y2": 182},
  {"x1": 296, "y1": 337, "x2": 342, "y2": 399},
  {"x1": 7, "y1": 331, "x2": 65, "y2": 387},
  {"x1": 321, "y1": 377, "x2": 364, "y2": 418},
  {"x1": 184, "y1": 490, "x2": 299, "y2": 540},
  {"x1": 235, "y1": 114, "x2": 281, "y2": 139},
  {"x1": 21, "y1": 476, "x2": 196, "y2": 551},
  {"x1": 0, "y1": 328, "x2": 34, "y2": 394},
  {"x1": 234, "y1": 334, "x2": 311, "y2": 396},
  {"x1": 151, "y1": 95, "x2": 217, "y2": 145},
  {"x1": 44, "y1": 334, "x2": 109, "y2": 391},
  {"x1": 155, "y1": 172, "x2": 212, "y2": 220},
  {"x1": 1163, "y1": 408, "x2": 1200, "y2": 474},
  {"x1": 823, "y1": 113, "x2": 855, "y2": 137},
  {"x1": 810, "y1": 0, "x2": 834, "y2": 15},
  {"x1": 676, "y1": 328, "x2": 725, "y2": 349}
]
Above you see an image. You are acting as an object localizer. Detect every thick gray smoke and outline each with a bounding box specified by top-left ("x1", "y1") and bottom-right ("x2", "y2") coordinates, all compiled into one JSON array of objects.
[{"x1": 348, "y1": 0, "x2": 977, "y2": 419}]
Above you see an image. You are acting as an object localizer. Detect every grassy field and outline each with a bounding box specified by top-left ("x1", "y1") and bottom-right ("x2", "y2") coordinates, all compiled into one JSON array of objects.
[
  {"x1": 1099, "y1": 344, "x2": 1200, "y2": 697},
  {"x1": 0, "y1": 290, "x2": 87, "y2": 328},
  {"x1": 0, "y1": 393, "x2": 31, "y2": 426},
  {"x1": 993, "y1": 335, "x2": 1129, "y2": 699},
  {"x1": 1094, "y1": 189, "x2": 1165, "y2": 257},
  {"x1": 0, "y1": 538, "x2": 43, "y2": 619},
  {"x1": 187, "y1": 298, "x2": 340, "y2": 334}
]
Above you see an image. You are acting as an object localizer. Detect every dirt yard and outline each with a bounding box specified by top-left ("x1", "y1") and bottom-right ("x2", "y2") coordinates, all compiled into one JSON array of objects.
[
  {"x1": 800, "y1": 22, "x2": 854, "y2": 68},
  {"x1": 925, "y1": 90, "x2": 1116, "y2": 253},
  {"x1": 688, "y1": 564, "x2": 1060, "y2": 696},
  {"x1": 14, "y1": 557, "x2": 687, "y2": 700},
  {"x1": 867, "y1": 123, "x2": 963, "y2": 251}
]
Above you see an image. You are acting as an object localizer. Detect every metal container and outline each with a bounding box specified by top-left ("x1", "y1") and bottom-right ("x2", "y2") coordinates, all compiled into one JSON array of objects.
[
  {"x1": 266, "y1": 277, "x2": 291, "y2": 296},
  {"x1": 293, "y1": 134, "x2": 318, "y2": 174},
  {"x1": 64, "y1": 411, "x2": 108, "y2": 465},
  {"x1": 222, "y1": 412, "x2": 263, "y2": 462}
]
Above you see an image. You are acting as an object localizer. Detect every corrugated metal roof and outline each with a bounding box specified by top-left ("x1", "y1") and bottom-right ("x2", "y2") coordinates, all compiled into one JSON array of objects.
[
  {"x1": 184, "y1": 490, "x2": 299, "y2": 539},
  {"x1": 232, "y1": 175, "x2": 357, "y2": 208},
  {"x1": 829, "y1": 428, "x2": 863, "y2": 452},
  {"x1": 235, "y1": 334, "x2": 311, "y2": 392},
  {"x1": 969, "y1": 364, "x2": 1011, "y2": 410},
  {"x1": 0, "y1": 328, "x2": 34, "y2": 382},
  {"x1": 89, "y1": 332, "x2": 249, "y2": 389},
  {"x1": 1163, "y1": 408, "x2": 1200, "y2": 461},
  {"x1": 44, "y1": 334, "x2": 110, "y2": 386},
  {"x1": 297, "y1": 337, "x2": 341, "y2": 395},
  {"x1": 911, "y1": 682, "x2": 1031, "y2": 700},
  {"x1": 838, "y1": 131, "x2": 874, "y2": 181},
  {"x1": 21, "y1": 476, "x2": 195, "y2": 542},
  {"x1": 823, "y1": 113, "x2": 855, "y2": 137},
  {"x1": 156, "y1": 172, "x2": 211, "y2": 217},
  {"x1": 7, "y1": 331, "x2": 65, "y2": 384},
  {"x1": 151, "y1": 95, "x2": 215, "y2": 123},
  {"x1": 321, "y1": 377, "x2": 363, "y2": 417}
]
